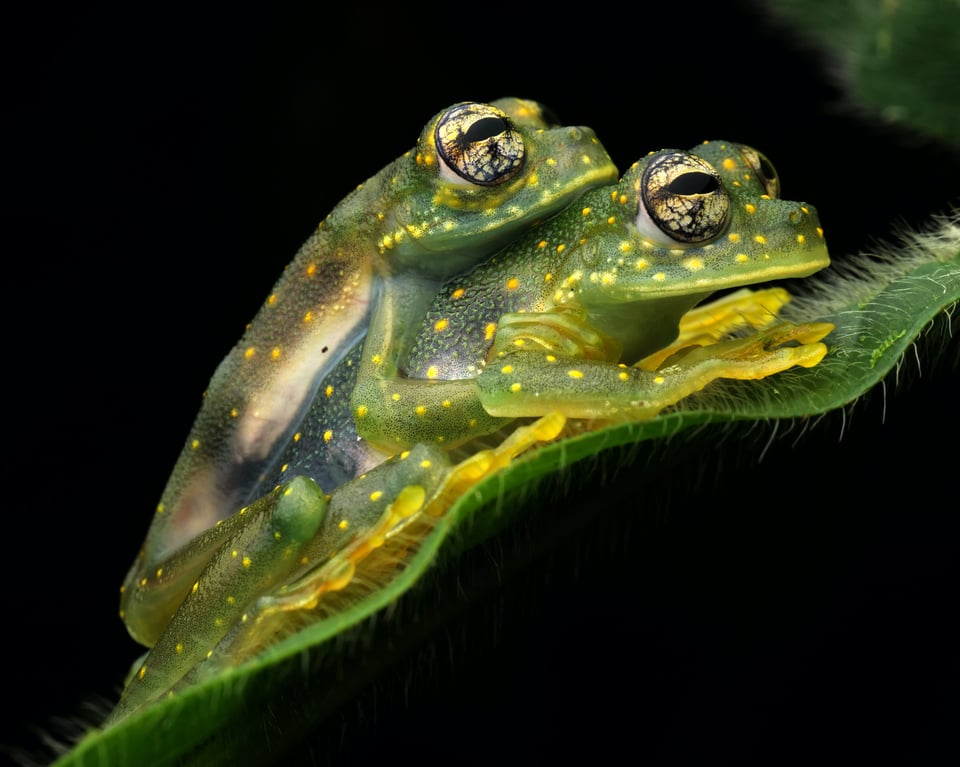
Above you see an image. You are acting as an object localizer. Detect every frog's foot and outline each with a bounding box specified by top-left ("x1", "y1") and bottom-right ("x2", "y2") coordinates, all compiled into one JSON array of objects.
[{"x1": 638, "y1": 287, "x2": 793, "y2": 370}]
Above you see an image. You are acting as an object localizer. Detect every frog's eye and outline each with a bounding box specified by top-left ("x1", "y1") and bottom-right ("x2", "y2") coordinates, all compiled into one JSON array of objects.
[
  {"x1": 435, "y1": 103, "x2": 525, "y2": 187},
  {"x1": 736, "y1": 144, "x2": 780, "y2": 198},
  {"x1": 636, "y1": 151, "x2": 730, "y2": 245}
]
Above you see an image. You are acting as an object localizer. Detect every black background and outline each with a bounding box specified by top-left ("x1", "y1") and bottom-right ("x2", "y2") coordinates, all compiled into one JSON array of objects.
[{"x1": 5, "y1": 3, "x2": 959, "y2": 765}]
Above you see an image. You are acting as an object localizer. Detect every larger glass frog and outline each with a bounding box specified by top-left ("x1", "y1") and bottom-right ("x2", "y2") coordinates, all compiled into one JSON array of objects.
[
  {"x1": 110, "y1": 139, "x2": 832, "y2": 723},
  {"x1": 118, "y1": 98, "x2": 617, "y2": 652}
]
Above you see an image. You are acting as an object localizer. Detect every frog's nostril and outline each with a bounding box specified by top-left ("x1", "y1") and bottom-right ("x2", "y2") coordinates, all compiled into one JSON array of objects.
[
  {"x1": 788, "y1": 209, "x2": 801, "y2": 224},
  {"x1": 566, "y1": 127, "x2": 584, "y2": 141}
]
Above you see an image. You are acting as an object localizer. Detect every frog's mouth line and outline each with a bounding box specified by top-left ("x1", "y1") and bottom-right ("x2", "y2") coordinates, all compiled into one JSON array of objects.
[{"x1": 584, "y1": 251, "x2": 831, "y2": 303}]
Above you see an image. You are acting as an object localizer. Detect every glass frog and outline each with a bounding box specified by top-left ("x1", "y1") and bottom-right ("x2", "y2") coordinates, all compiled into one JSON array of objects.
[
  {"x1": 116, "y1": 99, "x2": 616, "y2": 667},
  {"x1": 110, "y1": 139, "x2": 832, "y2": 723}
]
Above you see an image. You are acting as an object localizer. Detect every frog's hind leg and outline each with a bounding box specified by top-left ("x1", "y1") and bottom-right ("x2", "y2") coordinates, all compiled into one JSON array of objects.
[
  {"x1": 638, "y1": 287, "x2": 794, "y2": 370},
  {"x1": 106, "y1": 476, "x2": 328, "y2": 724},
  {"x1": 187, "y1": 413, "x2": 567, "y2": 676}
]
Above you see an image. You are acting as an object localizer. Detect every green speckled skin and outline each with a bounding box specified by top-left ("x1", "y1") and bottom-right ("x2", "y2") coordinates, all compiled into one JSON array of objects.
[{"x1": 110, "y1": 137, "x2": 833, "y2": 724}]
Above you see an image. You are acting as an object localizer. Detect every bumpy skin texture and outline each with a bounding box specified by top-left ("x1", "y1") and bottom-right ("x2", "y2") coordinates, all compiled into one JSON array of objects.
[
  {"x1": 111, "y1": 137, "x2": 832, "y2": 724},
  {"x1": 114, "y1": 99, "x2": 617, "y2": 715}
]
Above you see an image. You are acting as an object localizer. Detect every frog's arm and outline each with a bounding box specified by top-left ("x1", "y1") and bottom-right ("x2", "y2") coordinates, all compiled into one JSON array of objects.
[{"x1": 476, "y1": 317, "x2": 833, "y2": 421}]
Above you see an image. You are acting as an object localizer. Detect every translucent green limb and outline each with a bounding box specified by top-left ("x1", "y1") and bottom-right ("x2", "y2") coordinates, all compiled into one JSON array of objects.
[
  {"x1": 477, "y1": 322, "x2": 835, "y2": 421},
  {"x1": 107, "y1": 477, "x2": 327, "y2": 724},
  {"x1": 637, "y1": 287, "x2": 794, "y2": 370},
  {"x1": 188, "y1": 416, "x2": 566, "y2": 676}
]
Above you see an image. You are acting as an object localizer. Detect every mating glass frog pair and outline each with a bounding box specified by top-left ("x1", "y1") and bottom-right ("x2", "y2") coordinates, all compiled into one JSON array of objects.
[{"x1": 110, "y1": 99, "x2": 831, "y2": 722}]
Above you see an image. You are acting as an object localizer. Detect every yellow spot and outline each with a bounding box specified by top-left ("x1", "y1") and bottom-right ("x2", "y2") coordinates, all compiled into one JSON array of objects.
[
  {"x1": 654, "y1": 376, "x2": 666, "y2": 385},
  {"x1": 754, "y1": 235, "x2": 766, "y2": 245},
  {"x1": 510, "y1": 382, "x2": 522, "y2": 393},
  {"x1": 722, "y1": 157, "x2": 736, "y2": 171},
  {"x1": 501, "y1": 364, "x2": 514, "y2": 374},
  {"x1": 356, "y1": 405, "x2": 368, "y2": 418},
  {"x1": 607, "y1": 216, "x2": 616, "y2": 225},
  {"x1": 192, "y1": 581, "x2": 199, "y2": 593},
  {"x1": 653, "y1": 272, "x2": 666, "y2": 282},
  {"x1": 796, "y1": 234, "x2": 806, "y2": 245},
  {"x1": 306, "y1": 263, "x2": 319, "y2": 276},
  {"x1": 156, "y1": 503, "x2": 165, "y2": 514},
  {"x1": 567, "y1": 369, "x2": 584, "y2": 379},
  {"x1": 545, "y1": 354, "x2": 557, "y2": 363},
  {"x1": 537, "y1": 240, "x2": 547, "y2": 249},
  {"x1": 227, "y1": 595, "x2": 236, "y2": 604},
  {"x1": 744, "y1": 204, "x2": 757, "y2": 215},
  {"x1": 139, "y1": 577, "x2": 148, "y2": 587},
  {"x1": 175, "y1": 643, "x2": 184, "y2": 653},
  {"x1": 371, "y1": 354, "x2": 383, "y2": 364},
  {"x1": 801, "y1": 205, "x2": 809, "y2": 214},
  {"x1": 420, "y1": 459, "x2": 432, "y2": 468},
  {"x1": 415, "y1": 405, "x2": 427, "y2": 416},
  {"x1": 244, "y1": 346, "x2": 256, "y2": 359},
  {"x1": 682, "y1": 258, "x2": 704, "y2": 271},
  {"x1": 544, "y1": 272, "x2": 553, "y2": 282},
  {"x1": 506, "y1": 277, "x2": 520, "y2": 290},
  {"x1": 267, "y1": 293, "x2": 277, "y2": 305},
  {"x1": 370, "y1": 491, "x2": 383, "y2": 502},
  {"x1": 484, "y1": 322, "x2": 497, "y2": 341},
  {"x1": 618, "y1": 371, "x2": 629, "y2": 381},
  {"x1": 231, "y1": 550, "x2": 238, "y2": 558},
  {"x1": 513, "y1": 338, "x2": 526, "y2": 347},
  {"x1": 736, "y1": 254, "x2": 749, "y2": 263},
  {"x1": 391, "y1": 392, "x2": 401, "y2": 401},
  {"x1": 451, "y1": 288, "x2": 465, "y2": 299},
  {"x1": 214, "y1": 618, "x2": 223, "y2": 627},
  {"x1": 635, "y1": 258, "x2": 649, "y2": 270},
  {"x1": 816, "y1": 227, "x2": 824, "y2": 237},
  {"x1": 230, "y1": 408, "x2": 239, "y2": 417},
  {"x1": 426, "y1": 366, "x2": 438, "y2": 379},
  {"x1": 242, "y1": 556, "x2": 252, "y2": 568},
  {"x1": 728, "y1": 233, "x2": 741, "y2": 243},
  {"x1": 618, "y1": 194, "x2": 628, "y2": 204},
  {"x1": 138, "y1": 666, "x2": 147, "y2": 680},
  {"x1": 325, "y1": 385, "x2": 334, "y2": 397},
  {"x1": 323, "y1": 429, "x2": 333, "y2": 442},
  {"x1": 442, "y1": 400, "x2": 452, "y2": 408},
  {"x1": 581, "y1": 207, "x2": 591, "y2": 216},
  {"x1": 338, "y1": 519, "x2": 349, "y2": 530},
  {"x1": 556, "y1": 243, "x2": 565, "y2": 253},
  {"x1": 155, "y1": 567, "x2": 163, "y2": 578},
  {"x1": 434, "y1": 318, "x2": 449, "y2": 331}
]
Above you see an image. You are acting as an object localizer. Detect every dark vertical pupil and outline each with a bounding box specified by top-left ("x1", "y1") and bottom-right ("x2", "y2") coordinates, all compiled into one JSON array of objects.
[
  {"x1": 758, "y1": 156, "x2": 776, "y2": 182},
  {"x1": 461, "y1": 116, "x2": 507, "y2": 145},
  {"x1": 667, "y1": 172, "x2": 719, "y2": 195}
]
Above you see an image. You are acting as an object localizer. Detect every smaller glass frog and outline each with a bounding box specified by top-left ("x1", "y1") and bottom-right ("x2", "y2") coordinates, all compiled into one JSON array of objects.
[
  {"x1": 109, "y1": 140, "x2": 832, "y2": 723},
  {"x1": 118, "y1": 98, "x2": 617, "y2": 649}
]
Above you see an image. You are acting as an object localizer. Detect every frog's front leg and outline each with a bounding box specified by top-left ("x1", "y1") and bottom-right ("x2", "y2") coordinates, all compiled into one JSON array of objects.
[
  {"x1": 108, "y1": 476, "x2": 328, "y2": 723},
  {"x1": 476, "y1": 318, "x2": 835, "y2": 421}
]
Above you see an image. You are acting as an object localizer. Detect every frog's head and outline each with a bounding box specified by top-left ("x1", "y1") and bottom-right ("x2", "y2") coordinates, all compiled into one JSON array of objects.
[
  {"x1": 388, "y1": 98, "x2": 618, "y2": 277},
  {"x1": 574, "y1": 141, "x2": 829, "y2": 308}
]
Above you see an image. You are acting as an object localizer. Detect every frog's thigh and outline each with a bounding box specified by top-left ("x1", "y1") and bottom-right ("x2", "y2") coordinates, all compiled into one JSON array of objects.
[
  {"x1": 638, "y1": 288, "x2": 794, "y2": 370},
  {"x1": 477, "y1": 321, "x2": 835, "y2": 421},
  {"x1": 109, "y1": 477, "x2": 327, "y2": 722}
]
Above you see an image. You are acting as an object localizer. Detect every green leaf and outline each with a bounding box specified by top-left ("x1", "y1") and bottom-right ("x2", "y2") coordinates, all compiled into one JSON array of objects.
[{"x1": 54, "y1": 209, "x2": 959, "y2": 765}]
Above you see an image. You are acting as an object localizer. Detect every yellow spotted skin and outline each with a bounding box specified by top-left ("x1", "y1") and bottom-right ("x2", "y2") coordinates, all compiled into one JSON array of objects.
[{"x1": 113, "y1": 99, "x2": 617, "y2": 715}]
